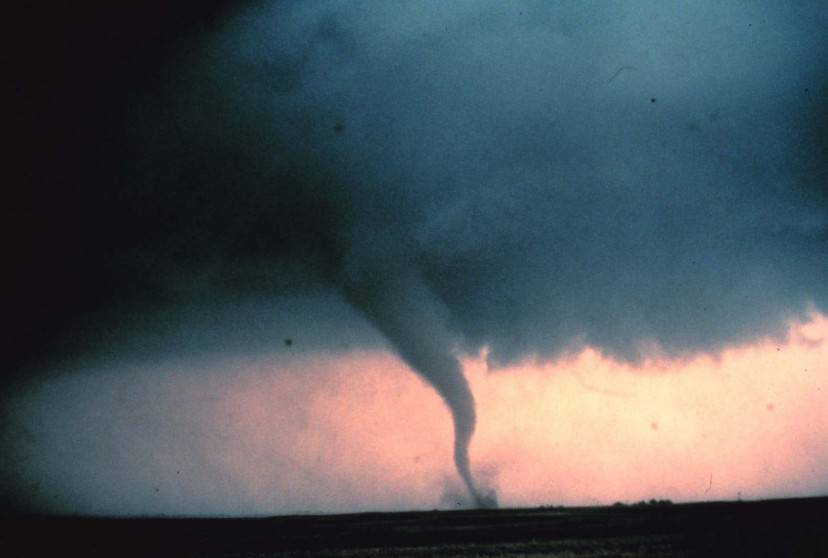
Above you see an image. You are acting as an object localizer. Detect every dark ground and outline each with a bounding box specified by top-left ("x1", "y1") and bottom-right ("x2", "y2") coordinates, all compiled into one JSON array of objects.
[{"x1": 2, "y1": 496, "x2": 827, "y2": 557}]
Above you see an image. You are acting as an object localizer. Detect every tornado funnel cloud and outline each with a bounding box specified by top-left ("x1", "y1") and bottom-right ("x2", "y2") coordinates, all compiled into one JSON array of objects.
[{"x1": 342, "y1": 270, "x2": 496, "y2": 508}]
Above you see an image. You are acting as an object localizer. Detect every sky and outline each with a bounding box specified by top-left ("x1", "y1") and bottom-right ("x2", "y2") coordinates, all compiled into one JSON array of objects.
[
  {"x1": 3, "y1": 0, "x2": 827, "y2": 515},
  {"x1": 4, "y1": 313, "x2": 828, "y2": 515}
]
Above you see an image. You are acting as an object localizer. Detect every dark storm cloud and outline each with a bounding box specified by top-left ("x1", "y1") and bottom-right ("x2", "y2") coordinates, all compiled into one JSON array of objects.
[
  {"x1": 165, "y1": 0, "x2": 828, "y2": 363},
  {"x1": 5, "y1": 0, "x2": 827, "y2": 511},
  {"x1": 11, "y1": 0, "x2": 825, "y2": 369}
]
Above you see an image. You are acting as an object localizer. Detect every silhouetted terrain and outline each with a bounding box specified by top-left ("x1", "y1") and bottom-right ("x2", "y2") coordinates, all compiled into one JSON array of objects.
[{"x1": 3, "y1": 496, "x2": 826, "y2": 557}]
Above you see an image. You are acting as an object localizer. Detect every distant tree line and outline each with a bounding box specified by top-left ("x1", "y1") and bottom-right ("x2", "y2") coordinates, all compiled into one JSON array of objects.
[{"x1": 613, "y1": 499, "x2": 674, "y2": 507}]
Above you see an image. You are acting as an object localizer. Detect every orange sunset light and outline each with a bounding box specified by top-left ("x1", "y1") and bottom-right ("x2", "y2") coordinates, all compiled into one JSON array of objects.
[{"x1": 215, "y1": 313, "x2": 828, "y2": 511}]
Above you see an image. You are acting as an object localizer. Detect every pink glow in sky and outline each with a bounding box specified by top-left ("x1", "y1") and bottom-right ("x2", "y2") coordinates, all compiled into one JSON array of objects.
[{"x1": 10, "y1": 314, "x2": 828, "y2": 515}]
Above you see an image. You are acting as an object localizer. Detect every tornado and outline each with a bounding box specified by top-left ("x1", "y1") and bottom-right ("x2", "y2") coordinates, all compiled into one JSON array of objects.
[
  {"x1": 343, "y1": 269, "x2": 496, "y2": 508},
  {"x1": 7, "y1": 0, "x2": 826, "y2": 517}
]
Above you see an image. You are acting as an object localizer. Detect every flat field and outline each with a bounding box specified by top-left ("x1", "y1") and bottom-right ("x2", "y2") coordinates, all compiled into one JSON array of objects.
[{"x1": 4, "y1": 496, "x2": 826, "y2": 557}]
